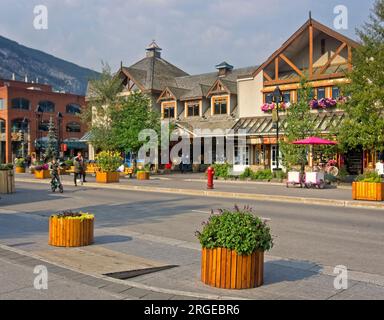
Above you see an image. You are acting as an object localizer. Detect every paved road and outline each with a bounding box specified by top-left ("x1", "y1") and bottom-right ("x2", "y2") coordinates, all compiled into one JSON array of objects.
[
  {"x1": 0, "y1": 182, "x2": 383, "y2": 299},
  {"x1": 16, "y1": 172, "x2": 353, "y2": 200}
]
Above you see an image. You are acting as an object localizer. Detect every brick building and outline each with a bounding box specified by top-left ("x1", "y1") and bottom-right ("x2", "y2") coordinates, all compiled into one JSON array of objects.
[{"x1": 0, "y1": 79, "x2": 87, "y2": 163}]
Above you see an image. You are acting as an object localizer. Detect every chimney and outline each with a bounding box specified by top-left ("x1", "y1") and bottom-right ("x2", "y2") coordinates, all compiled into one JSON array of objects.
[
  {"x1": 146, "y1": 40, "x2": 162, "y2": 58},
  {"x1": 36, "y1": 77, "x2": 39, "y2": 83},
  {"x1": 215, "y1": 62, "x2": 234, "y2": 77},
  {"x1": 12, "y1": 73, "x2": 15, "y2": 81},
  {"x1": 25, "y1": 74, "x2": 28, "y2": 83}
]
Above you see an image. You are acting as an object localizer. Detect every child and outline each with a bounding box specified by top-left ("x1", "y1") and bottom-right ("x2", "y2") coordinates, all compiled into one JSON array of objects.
[{"x1": 49, "y1": 158, "x2": 63, "y2": 192}]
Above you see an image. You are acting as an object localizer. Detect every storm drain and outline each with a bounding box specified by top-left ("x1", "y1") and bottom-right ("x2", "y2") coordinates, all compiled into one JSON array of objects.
[{"x1": 104, "y1": 265, "x2": 178, "y2": 280}]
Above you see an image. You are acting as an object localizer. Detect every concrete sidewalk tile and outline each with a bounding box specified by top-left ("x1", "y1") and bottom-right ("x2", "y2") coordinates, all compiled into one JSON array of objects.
[
  {"x1": 121, "y1": 287, "x2": 150, "y2": 299},
  {"x1": 140, "y1": 292, "x2": 174, "y2": 300},
  {"x1": 102, "y1": 283, "x2": 132, "y2": 294}
]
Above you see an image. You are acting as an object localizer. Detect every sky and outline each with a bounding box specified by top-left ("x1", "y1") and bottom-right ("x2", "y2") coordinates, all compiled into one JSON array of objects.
[{"x1": 0, "y1": 0, "x2": 376, "y2": 74}]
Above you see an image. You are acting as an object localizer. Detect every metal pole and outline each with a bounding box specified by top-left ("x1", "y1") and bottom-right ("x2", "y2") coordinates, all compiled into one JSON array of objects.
[{"x1": 276, "y1": 101, "x2": 279, "y2": 170}]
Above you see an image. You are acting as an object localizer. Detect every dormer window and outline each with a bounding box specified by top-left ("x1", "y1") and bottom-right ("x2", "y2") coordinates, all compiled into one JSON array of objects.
[
  {"x1": 212, "y1": 96, "x2": 228, "y2": 115},
  {"x1": 186, "y1": 102, "x2": 200, "y2": 117},
  {"x1": 162, "y1": 102, "x2": 176, "y2": 119}
]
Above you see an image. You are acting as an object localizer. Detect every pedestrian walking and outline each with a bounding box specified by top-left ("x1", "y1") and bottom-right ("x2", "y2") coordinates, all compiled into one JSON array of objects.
[{"x1": 73, "y1": 152, "x2": 86, "y2": 186}]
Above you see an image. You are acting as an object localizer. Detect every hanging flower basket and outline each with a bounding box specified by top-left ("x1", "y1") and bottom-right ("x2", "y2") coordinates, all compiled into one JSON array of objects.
[{"x1": 261, "y1": 102, "x2": 288, "y2": 113}]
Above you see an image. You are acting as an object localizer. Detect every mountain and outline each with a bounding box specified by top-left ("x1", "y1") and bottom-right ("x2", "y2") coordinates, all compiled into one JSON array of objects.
[{"x1": 0, "y1": 35, "x2": 99, "y2": 95}]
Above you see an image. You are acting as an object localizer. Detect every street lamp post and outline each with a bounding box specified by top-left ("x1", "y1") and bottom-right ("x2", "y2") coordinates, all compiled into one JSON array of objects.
[
  {"x1": 272, "y1": 86, "x2": 283, "y2": 171},
  {"x1": 35, "y1": 106, "x2": 43, "y2": 160},
  {"x1": 57, "y1": 112, "x2": 63, "y2": 158}
]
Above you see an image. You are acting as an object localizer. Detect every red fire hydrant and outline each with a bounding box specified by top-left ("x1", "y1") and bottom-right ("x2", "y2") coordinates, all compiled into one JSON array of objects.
[{"x1": 207, "y1": 166, "x2": 215, "y2": 189}]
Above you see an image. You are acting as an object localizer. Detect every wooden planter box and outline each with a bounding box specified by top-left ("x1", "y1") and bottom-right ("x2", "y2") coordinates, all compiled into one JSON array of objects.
[
  {"x1": 49, "y1": 216, "x2": 94, "y2": 247},
  {"x1": 96, "y1": 171, "x2": 120, "y2": 183},
  {"x1": 15, "y1": 167, "x2": 25, "y2": 174},
  {"x1": 0, "y1": 170, "x2": 15, "y2": 194},
  {"x1": 352, "y1": 182, "x2": 384, "y2": 201},
  {"x1": 201, "y1": 248, "x2": 264, "y2": 289},
  {"x1": 35, "y1": 170, "x2": 50, "y2": 179},
  {"x1": 137, "y1": 171, "x2": 150, "y2": 180}
]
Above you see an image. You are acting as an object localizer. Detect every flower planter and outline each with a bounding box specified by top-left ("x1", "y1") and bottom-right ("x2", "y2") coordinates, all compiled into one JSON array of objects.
[
  {"x1": 15, "y1": 167, "x2": 25, "y2": 174},
  {"x1": 0, "y1": 170, "x2": 15, "y2": 194},
  {"x1": 201, "y1": 248, "x2": 264, "y2": 289},
  {"x1": 96, "y1": 171, "x2": 120, "y2": 183},
  {"x1": 352, "y1": 182, "x2": 384, "y2": 201},
  {"x1": 137, "y1": 171, "x2": 150, "y2": 180},
  {"x1": 35, "y1": 170, "x2": 50, "y2": 179},
  {"x1": 49, "y1": 216, "x2": 94, "y2": 247}
]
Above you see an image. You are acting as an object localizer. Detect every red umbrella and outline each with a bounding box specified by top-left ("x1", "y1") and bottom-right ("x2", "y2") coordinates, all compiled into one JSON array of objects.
[{"x1": 293, "y1": 137, "x2": 338, "y2": 145}]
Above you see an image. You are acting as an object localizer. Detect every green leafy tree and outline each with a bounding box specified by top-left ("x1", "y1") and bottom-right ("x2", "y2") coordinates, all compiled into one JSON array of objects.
[
  {"x1": 110, "y1": 91, "x2": 161, "y2": 154},
  {"x1": 45, "y1": 116, "x2": 58, "y2": 161},
  {"x1": 82, "y1": 63, "x2": 124, "y2": 151},
  {"x1": 280, "y1": 79, "x2": 318, "y2": 172},
  {"x1": 337, "y1": 0, "x2": 384, "y2": 153}
]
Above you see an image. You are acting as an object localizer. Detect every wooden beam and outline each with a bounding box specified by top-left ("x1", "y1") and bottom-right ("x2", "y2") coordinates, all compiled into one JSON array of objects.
[
  {"x1": 279, "y1": 53, "x2": 304, "y2": 77},
  {"x1": 348, "y1": 45, "x2": 353, "y2": 71},
  {"x1": 318, "y1": 42, "x2": 347, "y2": 75},
  {"x1": 309, "y1": 24, "x2": 313, "y2": 76},
  {"x1": 263, "y1": 72, "x2": 349, "y2": 87},
  {"x1": 263, "y1": 72, "x2": 273, "y2": 82},
  {"x1": 275, "y1": 58, "x2": 279, "y2": 80}
]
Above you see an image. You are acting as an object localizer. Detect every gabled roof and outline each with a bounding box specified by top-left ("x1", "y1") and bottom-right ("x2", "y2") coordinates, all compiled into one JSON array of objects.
[
  {"x1": 247, "y1": 18, "x2": 360, "y2": 79},
  {"x1": 207, "y1": 78, "x2": 237, "y2": 97},
  {"x1": 157, "y1": 65, "x2": 258, "y2": 101}
]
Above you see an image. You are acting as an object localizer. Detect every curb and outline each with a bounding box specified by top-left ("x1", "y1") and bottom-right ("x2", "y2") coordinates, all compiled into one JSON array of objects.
[
  {"x1": 15, "y1": 177, "x2": 384, "y2": 211},
  {"x1": 0, "y1": 243, "x2": 245, "y2": 300}
]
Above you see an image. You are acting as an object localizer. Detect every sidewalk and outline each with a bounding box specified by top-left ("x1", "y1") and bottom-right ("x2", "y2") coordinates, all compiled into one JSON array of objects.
[{"x1": 15, "y1": 173, "x2": 384, "y2": 210}]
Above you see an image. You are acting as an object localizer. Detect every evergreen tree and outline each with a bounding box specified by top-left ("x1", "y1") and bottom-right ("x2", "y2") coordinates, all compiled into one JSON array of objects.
[
  {"x1": 280, "y1": 79, "x2": 318, "y2": 172},
  {"x1": 45, "y1": 116, "x2": 58, "y2": 160},
  {"x1": 338, "y1": 0, "x2": 384, "y2": 152}
]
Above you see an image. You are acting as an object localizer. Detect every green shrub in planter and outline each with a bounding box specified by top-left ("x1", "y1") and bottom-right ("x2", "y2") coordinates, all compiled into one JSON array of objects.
[
  {"x1": 252, "y1": 169, "x2": 273, "y2": 181},
  {"x1": 212, "y1": 163, "x2": 233, "y2": 178},
  {"x1": 0, "y1": 164, "x2": 14, "y2": 171},
  {"x1": 356, "y1": 171, "x2": 382, "y2": 183},
  {"x1": 15, "y1": 158, "x2": 25, "y2": 168},
  {"x1": 195, "y1": 206, "x2": 274, "y2": 256}
]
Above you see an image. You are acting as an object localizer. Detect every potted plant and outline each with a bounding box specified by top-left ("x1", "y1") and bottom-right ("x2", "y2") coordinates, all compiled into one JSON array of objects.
[
  {"x1": 0, "y1": 164, "x2": 15, "y2": 194},
  {"x1": 196, "y1": 206, "x2": 273, "y2": 289},
  {"x1": 95, "y1": 151, "x2": 122, "y2": 183},
  {"x1": 352, "y1": 171, "x2": 384, "y2": 201},
  {"x1": 136, "y1": 166, "x2": 150, "y2": 181},
  {"x1": 49, "y1": 211, "x2": 94, "y2": 247},
  {"x1": 15, "y1": 158, "x2": 26, "y2": 174},
  {"x1": 34, "y1": 163, "x2": 50, "y2": 179}
]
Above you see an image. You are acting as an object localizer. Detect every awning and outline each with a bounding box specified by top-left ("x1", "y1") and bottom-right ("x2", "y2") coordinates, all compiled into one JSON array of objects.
[
  {"x1": 80, "y1": 132, "x2": 93, "y2": 142},
  {"x1": 35, "y1": 138, "x2": 87, "y2": 150},
  {"x1": 232, "y1": 112, "x2": 345, "y2": 137}
]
